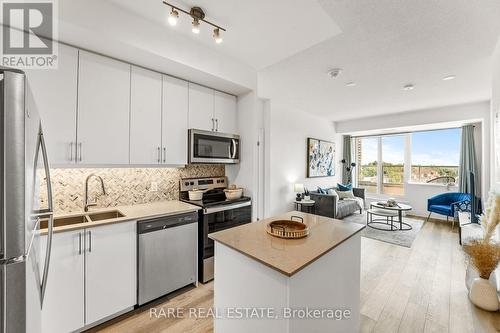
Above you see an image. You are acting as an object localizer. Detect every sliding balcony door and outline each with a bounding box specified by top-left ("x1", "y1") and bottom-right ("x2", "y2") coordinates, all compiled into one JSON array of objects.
[
  {"x1": 356, "y1": 137, "x2": 378, "y2": 194},
  {"x1": 381, "y1": 135, "x2": 405, "y2": 196}
]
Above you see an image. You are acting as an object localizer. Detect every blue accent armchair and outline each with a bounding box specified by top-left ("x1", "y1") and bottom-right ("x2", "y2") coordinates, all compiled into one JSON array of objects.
[{"x1": 427, "y1": 192, "x2": 471, "y2": 228}]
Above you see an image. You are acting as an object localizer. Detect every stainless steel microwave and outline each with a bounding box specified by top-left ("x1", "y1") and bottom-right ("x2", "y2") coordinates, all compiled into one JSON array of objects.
[{"x1": 189, "y1": 129, "x2": 240, "y2": 164}]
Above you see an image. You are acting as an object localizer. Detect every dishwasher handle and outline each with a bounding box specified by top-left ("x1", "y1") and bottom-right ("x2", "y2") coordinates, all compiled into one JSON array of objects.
[{"x1": 137, "y1": 212, "x2": 198, "y2": 234}]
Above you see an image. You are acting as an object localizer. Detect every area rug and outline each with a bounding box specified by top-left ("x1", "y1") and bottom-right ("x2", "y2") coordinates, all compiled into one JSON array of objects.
[{"x1": 342, "y1": 212, "x2": 424, "y2": 248}]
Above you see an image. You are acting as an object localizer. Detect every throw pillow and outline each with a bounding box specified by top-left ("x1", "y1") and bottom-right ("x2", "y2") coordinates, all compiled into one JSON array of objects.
[
  {"x1": 337, "y1": 183, "x2": 352, "y2": 191},
  {"x1": 317, "y1": 186, "x2": 335, "y2": 194},
  {"x1": 336, "y1": 189, "x2": 355, "y2": 200}
]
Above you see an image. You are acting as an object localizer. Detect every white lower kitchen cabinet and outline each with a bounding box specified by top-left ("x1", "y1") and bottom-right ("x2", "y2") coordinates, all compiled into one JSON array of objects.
[
  {"x1": 41, "y1": 229, "x2": 84, "y2": 333},
  {"x1": 85, "y1": 221, "x2": 137, "y2": 325},
  {"x1": 41, "y1": 221, "x2": 136, "y2": 333}
]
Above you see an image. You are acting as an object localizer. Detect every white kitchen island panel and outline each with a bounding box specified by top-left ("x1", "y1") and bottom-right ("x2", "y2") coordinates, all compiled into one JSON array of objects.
[{"x1": 213, "y1": 232, "x2": 361, "y2": 333}]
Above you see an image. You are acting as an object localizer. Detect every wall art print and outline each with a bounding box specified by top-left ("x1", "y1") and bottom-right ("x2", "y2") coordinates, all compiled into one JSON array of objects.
[{"x1": 307, "y1": 138, "x2": 335, "y2": 178}]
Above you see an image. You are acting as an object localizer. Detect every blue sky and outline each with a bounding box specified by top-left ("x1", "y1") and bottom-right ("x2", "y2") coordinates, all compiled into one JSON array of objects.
[{"x1": 359, "y1": 128, "x2": 461, "y2": 166}]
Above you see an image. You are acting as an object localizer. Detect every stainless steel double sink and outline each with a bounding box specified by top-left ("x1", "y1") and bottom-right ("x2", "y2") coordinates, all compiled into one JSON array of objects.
[{"x1": 40, "y1": 210, "x2": 126, "y2": 230}]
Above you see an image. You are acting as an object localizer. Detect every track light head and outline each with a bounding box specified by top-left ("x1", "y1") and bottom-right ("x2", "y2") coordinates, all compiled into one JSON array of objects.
[
  {"x1": 168, "y1": 7, "x2": 179, "y2": 26},
  {"x1": 192, "y1": 18, "x2": 200, "y2": 34},
  {"x1": 213, "y1": 28, "x2": 223, "y2": 44}
]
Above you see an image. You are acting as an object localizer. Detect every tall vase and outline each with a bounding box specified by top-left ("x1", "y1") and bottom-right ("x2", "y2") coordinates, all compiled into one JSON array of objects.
[
  {"x1": 465, "y1": 262, "x2": 479, "y2": 291},
  {"x1": 469, "y1": 277, "x2": 500, "y2": 311}
]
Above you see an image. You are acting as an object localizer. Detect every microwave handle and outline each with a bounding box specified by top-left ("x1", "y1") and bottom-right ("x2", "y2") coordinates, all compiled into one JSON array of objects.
[{"x1": 231, "y1": 139, "x2": 237, "y2": 159}]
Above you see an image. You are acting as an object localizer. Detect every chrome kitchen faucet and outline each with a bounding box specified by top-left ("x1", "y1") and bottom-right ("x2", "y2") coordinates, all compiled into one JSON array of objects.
[{"x1": 84, "y1": 174, "x2": 107, "y2": 212}]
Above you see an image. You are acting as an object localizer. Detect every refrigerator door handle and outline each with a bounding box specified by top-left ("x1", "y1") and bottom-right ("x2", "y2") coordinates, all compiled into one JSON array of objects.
[{"x1": 39, "y1": 129, "x2": 54, "y2": 305}]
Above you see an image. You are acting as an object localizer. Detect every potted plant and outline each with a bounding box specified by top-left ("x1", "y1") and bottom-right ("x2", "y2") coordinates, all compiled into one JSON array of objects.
[
  {"x1": 303, "y1": 187, "x2": 311, "y2": 201},
  {"x1": 463, "y1": 191, "x2": 500, "y2": 311}
]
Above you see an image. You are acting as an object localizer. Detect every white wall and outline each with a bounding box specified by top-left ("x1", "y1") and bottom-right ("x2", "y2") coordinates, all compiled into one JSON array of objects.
[
  {"x1": 492, "y1": 38, "x2": 500, "y2": 185},
  {"x1": 336, "y1": 101, "x2": 491, "y2": 218},
  {"x1": 264, "y1": 102, "x2": 340, "y2": 217},
  {"x1": 226, "y1": 92, "x2": 264, "y2": 220}
]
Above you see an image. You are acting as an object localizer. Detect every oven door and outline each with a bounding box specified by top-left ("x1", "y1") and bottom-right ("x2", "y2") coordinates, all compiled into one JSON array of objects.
[
  {"x1": 189, "y1": 129, "x2": 240, "y2": 164},
  {"x1": 202, "y1": 201, "x2": 251, "y2": 260}
]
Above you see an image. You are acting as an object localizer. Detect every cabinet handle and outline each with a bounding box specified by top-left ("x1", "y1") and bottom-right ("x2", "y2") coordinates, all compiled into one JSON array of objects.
[
  {"x1": 211, "y1": 118, "x2": 215, "y2": 131},
  {"x1": 78, "y1": 143, "x2": 82, "y2": 162},
  {"x1": 215, "y1": 119, "x2": 219, "y2": 132},
  {"x1": 157, "y1": 147, "x2": 160, "y2": 163},
  {"x1": 78, "y1": 232, "x2": 82, "y2": 255},
  {"x1": 163, "y1": 147, "x2": 166, "y2": 163},
  {"x1": 88, "y1": 230, "x2": 92, "y2": 252},
  {"x1": 69, "y1": 142, "x2": 74, "y2": 162}
]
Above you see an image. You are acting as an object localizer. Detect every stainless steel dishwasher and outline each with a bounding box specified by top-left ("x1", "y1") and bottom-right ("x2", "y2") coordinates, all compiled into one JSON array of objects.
[{"x1": 137, "y1": 212, "x2": 198, "y2": 305}]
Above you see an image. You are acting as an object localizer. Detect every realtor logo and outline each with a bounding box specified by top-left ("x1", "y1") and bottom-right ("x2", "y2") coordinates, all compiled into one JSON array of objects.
[{"x1": 1, "y1": 0, "x2": 58, "y2": 69}]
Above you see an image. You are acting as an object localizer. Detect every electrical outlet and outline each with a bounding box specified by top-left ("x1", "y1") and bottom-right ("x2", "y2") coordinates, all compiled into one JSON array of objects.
[{"x1": 150, "y1": 181, "x2": 158, "y2": 192}]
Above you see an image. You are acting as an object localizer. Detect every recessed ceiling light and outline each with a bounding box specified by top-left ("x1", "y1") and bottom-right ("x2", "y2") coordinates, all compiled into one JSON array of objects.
[
  {"x1": 327, "y1": 68, "x2": 342, "y2": 79},
  {"x1": 402, "y1": 84, "x2": 415, "y2": 91},
  {"x1": 443, "y1": 75, "x2": 456, "y2": 81},
  {"x1": 346, "y1": 82, "x2": 356, "y2": 87}
]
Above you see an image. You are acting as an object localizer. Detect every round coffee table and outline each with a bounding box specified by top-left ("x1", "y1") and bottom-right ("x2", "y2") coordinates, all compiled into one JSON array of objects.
[{"x1": 369, "y1": 202, "x2": 413, "y2": 231}]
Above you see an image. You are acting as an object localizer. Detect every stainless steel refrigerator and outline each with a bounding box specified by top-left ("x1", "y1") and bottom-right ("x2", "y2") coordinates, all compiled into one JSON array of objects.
[{"x1": 0, "y1": 68, "x2": 54, "y2": 333}]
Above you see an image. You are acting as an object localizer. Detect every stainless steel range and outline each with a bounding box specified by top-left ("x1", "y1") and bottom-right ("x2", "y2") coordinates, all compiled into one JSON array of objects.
[{"x1": 180, "y1": 176, "x2": 252, "y2": 283}]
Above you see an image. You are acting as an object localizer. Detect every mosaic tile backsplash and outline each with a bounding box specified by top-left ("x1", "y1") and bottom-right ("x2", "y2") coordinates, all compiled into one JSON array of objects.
[{"x1": 40, "y1": 165, "x2": 224, "y2": 214}]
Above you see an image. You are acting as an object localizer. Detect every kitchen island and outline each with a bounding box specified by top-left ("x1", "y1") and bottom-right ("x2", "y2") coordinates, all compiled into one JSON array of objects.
[{"x1": 209, "y1": 211, "x2": 364, "y2": 333}]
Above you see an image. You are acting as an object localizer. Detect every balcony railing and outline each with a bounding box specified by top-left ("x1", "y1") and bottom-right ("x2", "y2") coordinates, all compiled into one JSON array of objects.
[
  {"x1": 411, "y1": 165, "x2": 458, "y2": 184},
  {"x1": 357, "y1": 165, "x2": 459, "y2": 196}
]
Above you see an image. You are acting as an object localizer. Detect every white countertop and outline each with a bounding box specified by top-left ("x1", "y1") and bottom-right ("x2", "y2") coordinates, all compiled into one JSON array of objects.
[{"x1": 41, "y1": 200, "x2": 200, "y2": 234}]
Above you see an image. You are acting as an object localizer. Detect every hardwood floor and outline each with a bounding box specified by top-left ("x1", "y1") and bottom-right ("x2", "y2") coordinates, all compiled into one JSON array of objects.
[{"x1": 92, "y1": 220, "x2": 500, "y2": 333}]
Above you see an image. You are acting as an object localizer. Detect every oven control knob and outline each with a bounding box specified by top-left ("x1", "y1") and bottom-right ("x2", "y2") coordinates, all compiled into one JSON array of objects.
[
  {"x1": 184, "y1": 182, "x2": 189, "y2": 186},
  {"x1": 190, "y1": 182, "x2": 194, "y2": 185}
]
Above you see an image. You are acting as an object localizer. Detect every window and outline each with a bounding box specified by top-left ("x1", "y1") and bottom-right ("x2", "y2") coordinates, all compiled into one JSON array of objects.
[
  {"x1": 355, "y1": 135, "x2": 405, "y2": 196},
  {"x1": 382, "y1": 135, "x2": 405, "y2": 195},
  {"x1": 354, "y1": 127, "x2": 462, "y2": 197},
  {"x1": 356, "y1": 137, "x2": 378, "y2": 194},
  {"x1": 411, "y1": 128, "x2": 461, "y2": 184}
]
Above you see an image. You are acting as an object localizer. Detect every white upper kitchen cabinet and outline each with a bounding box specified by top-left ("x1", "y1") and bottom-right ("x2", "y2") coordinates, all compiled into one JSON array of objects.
[
  {"x1": 162, "y1": 75, "x2": 188, "y2": 165},
  {"x1": 77, "y1": 51, "x2": 130, "y2": 165},
  {"x1": 85, "y1": 221, "x2": 136, "y2": 325},
  {"x1": 130, "y1": 66, "x2": 162, "y2": 165},
  {"x1": 214, "y1": 91, "x2": 237, "y2": 134},
  {"x1": 188, "y1": 83, "x2": 214, "y2": 131},
  {"x1": 26, "y1": 43, "x2": 78, "y2": 166},
  {"x1": 41, "y1": 229, "x2": 84, "y2": 333}
]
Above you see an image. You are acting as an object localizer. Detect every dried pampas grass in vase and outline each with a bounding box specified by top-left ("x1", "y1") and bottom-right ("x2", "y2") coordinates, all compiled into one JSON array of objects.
[
  {"x1": 463, "y1": 190, "x2": 500, "y2": 311},
  {"x1": 463, "y1": 240, "x2": 500, "y2": 280},
  {"x1": 481, "y1": 191, "x2": 500, "y2": 242}
]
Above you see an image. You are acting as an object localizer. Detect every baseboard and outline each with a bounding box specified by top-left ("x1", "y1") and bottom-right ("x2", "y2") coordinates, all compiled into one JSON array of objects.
[{"x1": 406, "y1": 213, "x2": 452, "y2": 223}]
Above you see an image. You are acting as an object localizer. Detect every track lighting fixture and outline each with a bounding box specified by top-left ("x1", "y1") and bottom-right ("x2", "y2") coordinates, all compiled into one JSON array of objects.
[
  {"x1": 162, "y1": 1, "x2": 226, "y2": 43},
  {"x1": 168, "y1": 7, "x2": 179, "y2": 26}
]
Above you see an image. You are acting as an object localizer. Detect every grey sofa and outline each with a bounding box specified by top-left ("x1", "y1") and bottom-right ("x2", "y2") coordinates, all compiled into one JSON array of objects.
[{"x1": 310, "y1": 188, "x2": 366, "y2": 219}]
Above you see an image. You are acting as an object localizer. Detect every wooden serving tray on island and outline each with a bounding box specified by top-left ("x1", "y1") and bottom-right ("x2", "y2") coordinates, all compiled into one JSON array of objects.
[{"x1": 266, "y1": 216, "x2": 309, "y2": 239}]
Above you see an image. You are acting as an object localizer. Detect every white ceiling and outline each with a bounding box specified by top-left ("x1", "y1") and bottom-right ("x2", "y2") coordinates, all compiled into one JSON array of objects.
[
  {"x1": 107, "y1": 0, "x2": 341, "y2": 70},
  {"x1": 62, "y1": 0, "x2": 500, "y2": 121},
  {"x1": 259, "y1": 0, "x2": 500, "y2": 121}
]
